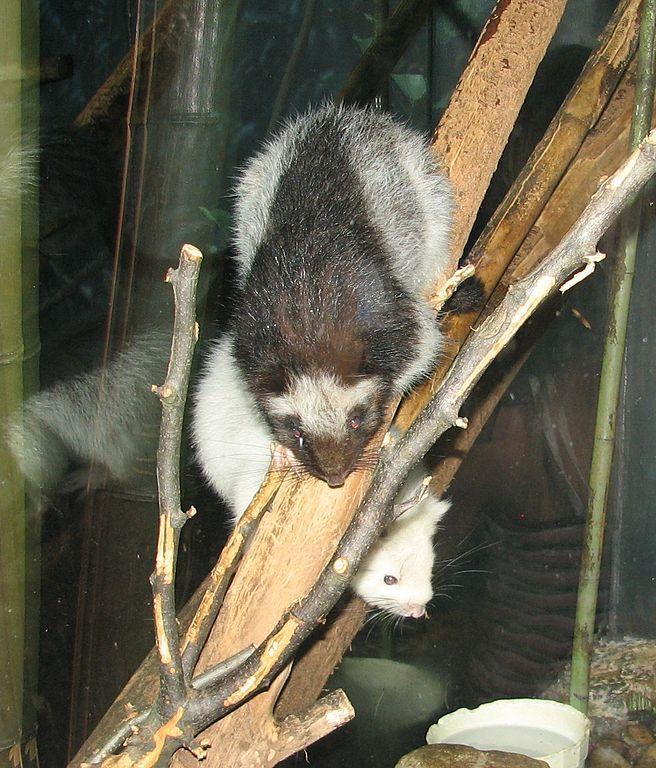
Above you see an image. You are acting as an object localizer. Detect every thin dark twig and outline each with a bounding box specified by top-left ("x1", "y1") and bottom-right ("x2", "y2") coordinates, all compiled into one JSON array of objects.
[{"x1": 151, "y1": 243, "x2": 203, "y2": 708}]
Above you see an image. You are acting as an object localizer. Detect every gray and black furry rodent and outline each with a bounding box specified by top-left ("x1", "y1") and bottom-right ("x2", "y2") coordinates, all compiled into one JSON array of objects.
[{"x1": 195, "y1": 103, "x2": 454, "y2": 495}]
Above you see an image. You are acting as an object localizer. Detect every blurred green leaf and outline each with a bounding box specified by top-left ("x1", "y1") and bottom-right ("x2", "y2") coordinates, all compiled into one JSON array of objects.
[
  {"x1": 199, "y1": 206, "x2": 232, "y2": 230},
  {"x1": 392, "y1": 73, "x2": 427, "y2": 103},
  {"x1": 352, "y1": 34, "x2": 373, "y2": 53}
]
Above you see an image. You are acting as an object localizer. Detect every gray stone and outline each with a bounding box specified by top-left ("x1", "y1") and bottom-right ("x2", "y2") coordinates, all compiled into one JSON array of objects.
[
  {"x1": 626, "y1": 723, "x2": 655, "y2": 747},
  {"x1": 593, "y1": 738, "x2": 628, "y2": 757},
  {"x1": 587, "y1": 745, "x2": 631, "y2": 768},
  {"x1": 395, "y1": 744, "x2": 548, "y2": 768}
]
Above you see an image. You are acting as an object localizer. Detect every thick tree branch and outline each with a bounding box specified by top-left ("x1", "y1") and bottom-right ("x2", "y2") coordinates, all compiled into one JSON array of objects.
[
  {"x1": 431, "y1": 0, "x2": 568, "y2": 269},
  {"x1": 465, "y1": 0, "x2": 641, "y2": 286}
]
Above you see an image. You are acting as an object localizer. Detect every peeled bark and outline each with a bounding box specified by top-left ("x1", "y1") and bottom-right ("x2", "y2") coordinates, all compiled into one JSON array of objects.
[
  {"x1": 497, "y1": 65, "x2": 639, "y2": 293},
  {"x1": 431, "y1": 0, "x2": 568, "y2": 273},
  {"x1": 465, "y1": 0, "x2": 641, "y2": 302}
]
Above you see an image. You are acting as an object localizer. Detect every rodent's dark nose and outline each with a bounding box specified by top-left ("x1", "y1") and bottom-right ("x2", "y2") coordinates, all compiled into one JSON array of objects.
[{"x1": 325, "y1": 472, "x2": 347, "y2": 488}]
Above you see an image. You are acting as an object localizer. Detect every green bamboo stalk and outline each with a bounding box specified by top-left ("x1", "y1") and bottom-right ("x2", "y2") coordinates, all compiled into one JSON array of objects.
[
  {"x1": 20, "y1": 0, "x2": 41, "y2": 763},
  {"x1": 570, "y1": 0, "x2": 656, "y2": 715},
  {"x1": 0, "y1": 0, "x2": 27, "y2": 764}
]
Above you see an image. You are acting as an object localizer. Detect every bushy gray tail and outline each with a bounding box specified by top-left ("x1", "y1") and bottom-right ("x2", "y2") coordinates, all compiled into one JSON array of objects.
[{"x1": 6, "y1": 330, "x2": 170, "y2": 495}]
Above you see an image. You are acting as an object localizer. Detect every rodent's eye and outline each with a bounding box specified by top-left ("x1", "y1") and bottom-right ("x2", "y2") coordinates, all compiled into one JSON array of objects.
[
  {"x1": 349, "y1": 415, "x2": 362, "y2": 430},
  {"x1": 383, "y1": 574, "x2": 398, "y2": 586},
  {"x1": 292, "y1": 427, "x2": 304, "y2": 449}
]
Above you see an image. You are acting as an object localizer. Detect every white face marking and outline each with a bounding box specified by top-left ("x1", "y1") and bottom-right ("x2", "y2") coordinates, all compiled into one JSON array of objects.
[{"x1": 266, "y1": 372, "x2": 381, "y2": 437}]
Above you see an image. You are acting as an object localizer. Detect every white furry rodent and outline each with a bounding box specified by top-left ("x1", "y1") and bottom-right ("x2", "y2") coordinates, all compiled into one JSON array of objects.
[
  {"x1": 193, "y1": 335, "x2": 450, "y2": 618},
  {"x1": 350, "y1": 467, "x2": 450, "y2": 619}
]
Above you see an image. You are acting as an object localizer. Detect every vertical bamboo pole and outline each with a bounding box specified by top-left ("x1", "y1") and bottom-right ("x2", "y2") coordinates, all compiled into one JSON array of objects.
[
  {"x1": 20, "y1": 0, "x2": 40, "y2": 762},
  {"x1": 570, "y1": 0, "x2": 656, "y2": 714},
  {"x1": 0, "y1": 0, "x2": 27, "y2": 764}
]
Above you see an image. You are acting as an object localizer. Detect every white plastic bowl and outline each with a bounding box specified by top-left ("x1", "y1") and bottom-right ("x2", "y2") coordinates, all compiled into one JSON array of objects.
[{"x1": 426, "y1": 698, "x2": 590, "y2": 768}]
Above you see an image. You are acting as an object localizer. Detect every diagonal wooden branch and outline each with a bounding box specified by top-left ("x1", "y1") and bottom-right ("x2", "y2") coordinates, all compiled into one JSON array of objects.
[
  {"x1": 179, "y1": 467, "x2": 284, "y2": 679},
  {"x1": 397, "y1": 63, "x2": 641, "y2": 432},
  {"x1": 431, "y1": 0, "x2": 568, "y2": 269},
  {"x1": 75, "y1": 0, "x2": 186, "y2": 130},
  {"x1": 463, "y1": 0, "x2": 641, "y2": 290}
]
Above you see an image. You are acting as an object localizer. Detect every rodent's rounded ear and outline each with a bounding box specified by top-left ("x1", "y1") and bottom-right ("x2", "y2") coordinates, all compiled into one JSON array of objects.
[{"x1": 426, "y1": 497, "x2": 451, "y2": 526}]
